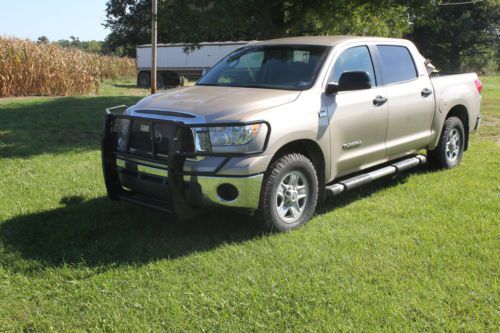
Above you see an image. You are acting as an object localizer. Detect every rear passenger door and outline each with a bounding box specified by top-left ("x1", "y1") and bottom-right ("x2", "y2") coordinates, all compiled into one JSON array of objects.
[{"x1": 376, "y1": 45, "x2": 435, "y2": 158}]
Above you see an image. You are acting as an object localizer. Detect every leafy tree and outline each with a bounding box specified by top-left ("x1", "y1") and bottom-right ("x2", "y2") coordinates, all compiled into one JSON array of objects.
[
  {"x1": 103, "y1": 0, "x2": 498, "y2": 72},
  {"x1": 37, "y1": 36, "x2": 50, "y2": 44},
  {"x1": 407, "y1": 0, "x2": 499, "y2": 72},
  {"x1": 104, "y1": 0, "x2": 413, "y2": 56}
]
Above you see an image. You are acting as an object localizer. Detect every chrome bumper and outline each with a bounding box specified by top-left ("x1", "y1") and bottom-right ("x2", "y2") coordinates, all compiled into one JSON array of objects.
[
  {"x1": 116, "y1": 157, "x2": 263, "y2": 210},
  {"x1": 186, "y1": 174, "x2": 263, "y2": 209}
]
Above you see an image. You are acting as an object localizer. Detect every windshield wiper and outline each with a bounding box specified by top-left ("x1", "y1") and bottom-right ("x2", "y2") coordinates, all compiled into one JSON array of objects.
[{"x1": 196, "y1": 83, "x2": 220, "y2": 86}]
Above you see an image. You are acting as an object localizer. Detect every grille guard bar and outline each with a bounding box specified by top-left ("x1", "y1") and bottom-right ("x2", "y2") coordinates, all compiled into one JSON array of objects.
[{"x1": 102, "y1": 112, "x2": 197, "y2": 220}]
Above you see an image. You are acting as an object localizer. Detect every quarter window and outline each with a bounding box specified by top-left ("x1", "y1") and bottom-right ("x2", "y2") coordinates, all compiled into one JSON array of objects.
[
  {"x1": 377, "y1": 45, "x2": 417, "y2": 85},
  {"x1": 330, "y1": 46, "x2": 376, "y2": 86}
]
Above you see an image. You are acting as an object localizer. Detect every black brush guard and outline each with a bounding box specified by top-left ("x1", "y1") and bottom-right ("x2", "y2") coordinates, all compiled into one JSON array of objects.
[
  {"x1": 101, "y1": 111, "x2": 199, "y2": 220},
  {"x1": 101, "y1": 107, "x2": 270, "y2": 220}
]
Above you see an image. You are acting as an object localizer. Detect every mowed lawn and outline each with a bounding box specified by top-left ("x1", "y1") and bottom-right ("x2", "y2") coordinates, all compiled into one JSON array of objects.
[{"x1": 0, "y1": 77, "x2": 498, "y2": 332}]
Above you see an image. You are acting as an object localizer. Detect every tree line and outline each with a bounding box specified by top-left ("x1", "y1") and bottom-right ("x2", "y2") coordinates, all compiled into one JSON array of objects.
[
  {"x1": 36, "y1": 35, "x2": 127, "y2": 57},
  {"x1": 102, "y1": 0, "x2": 498, "y2": 72}
]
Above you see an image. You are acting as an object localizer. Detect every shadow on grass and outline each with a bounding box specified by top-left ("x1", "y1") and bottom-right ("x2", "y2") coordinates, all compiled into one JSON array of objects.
[
  {"x1": 0, "y1": 196, "x2": 264, "y2": 272},
  {"x1": 0, "y1": 95, "x2": 143, "y2": 158},
  {"x1": 318, "y1": 166, "x2": 435, "y2": 214},
  {"x1": 0, "y1": 166, "x2": 435, "y2": 273},
  {"x1": 112, "y1": 83, "x2": 140, "y2": 88}
]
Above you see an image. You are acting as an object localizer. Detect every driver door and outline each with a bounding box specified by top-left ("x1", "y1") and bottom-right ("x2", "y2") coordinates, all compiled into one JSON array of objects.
[{"x1": 324, "y1": 45, "x2": 388, "y2": 178}]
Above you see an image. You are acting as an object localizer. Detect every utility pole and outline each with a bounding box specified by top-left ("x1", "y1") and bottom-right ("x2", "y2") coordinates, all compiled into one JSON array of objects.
[{"x1": 151, "y1": 0, "x2": 158, "y2": 94}]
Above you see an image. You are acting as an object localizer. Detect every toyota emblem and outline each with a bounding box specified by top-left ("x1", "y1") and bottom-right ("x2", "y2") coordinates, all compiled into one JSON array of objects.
[{"x1": 154, "y1": 130, "x2": 163, "y2": 144}]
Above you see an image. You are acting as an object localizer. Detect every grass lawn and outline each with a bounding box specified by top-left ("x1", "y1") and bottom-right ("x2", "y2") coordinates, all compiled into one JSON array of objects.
[{"x1": 0, "y1": 76, "x2": 498, "y2": 332}]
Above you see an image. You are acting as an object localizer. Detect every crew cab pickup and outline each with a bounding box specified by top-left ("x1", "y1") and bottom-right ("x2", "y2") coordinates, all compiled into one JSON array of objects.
[{"x1": 102, "y1": 36, "x2": 482, "y2": 231}]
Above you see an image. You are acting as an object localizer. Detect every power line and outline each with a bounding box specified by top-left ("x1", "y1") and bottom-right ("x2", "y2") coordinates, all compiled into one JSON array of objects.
[{"x1": 439, "y1": 0, "x2": 484, "y2": 5}]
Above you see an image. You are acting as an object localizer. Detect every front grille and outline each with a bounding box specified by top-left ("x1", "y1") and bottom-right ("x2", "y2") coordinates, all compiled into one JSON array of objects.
[
  {"x1": 154, "y1": 123, "x2": 172, "y2": 157},
  {"x1": 181, "y1": 127, "x2": 195, "y2": 153},
  {"x1": 113, "y1": 118, "x2": 194, "y2": 161},
  {"x1": 129, "y1": 120, "x2": 153, "y2": 156}
]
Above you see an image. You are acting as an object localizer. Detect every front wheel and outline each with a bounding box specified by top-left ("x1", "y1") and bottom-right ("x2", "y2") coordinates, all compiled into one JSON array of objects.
[
  {"x1": 427, "y1": 116, "x2": 465, "y2": 169},
  {"x1": 258, "y1": 153, "x2": 318, "y2": 232}
]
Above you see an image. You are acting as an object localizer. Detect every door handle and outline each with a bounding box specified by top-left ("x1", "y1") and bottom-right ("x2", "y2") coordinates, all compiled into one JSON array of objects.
[
  {"x1": 421, "y1": 88, "x2": 433, "y2": 97},
  {"x1": 373, "y1": 96, "x2": 387, "y2": 106}
]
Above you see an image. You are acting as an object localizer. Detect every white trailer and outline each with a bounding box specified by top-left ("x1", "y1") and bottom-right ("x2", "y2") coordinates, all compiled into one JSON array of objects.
[{"x1": 136, "y1": 41, "x2": 251, "y2": 87}]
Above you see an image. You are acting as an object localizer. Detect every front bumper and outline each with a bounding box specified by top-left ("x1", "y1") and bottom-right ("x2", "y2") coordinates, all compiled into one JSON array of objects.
[{"x1": 102, "y1": 111, "x2": 265, "y2": 219}]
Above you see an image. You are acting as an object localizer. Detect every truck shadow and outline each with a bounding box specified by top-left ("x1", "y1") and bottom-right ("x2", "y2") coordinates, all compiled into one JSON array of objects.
[
  {"x1": 0, "y1": 196, "x2": 263, "y2": 273},
  {"x1": 0, "y1": 167, "x2": 434, "y2": 274},
  {"x1": 318, "y1": 167, "x2": 435, "y2": 213},
  {"x1": 0, "y1": 95, "x2": 143, "y2": 158},
  {"x1": 112, "y1": 83, "x2": 142, "y2": 88}
]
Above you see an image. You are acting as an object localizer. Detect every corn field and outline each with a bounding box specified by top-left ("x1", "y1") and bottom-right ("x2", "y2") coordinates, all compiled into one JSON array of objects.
[{"x1": 0, "y1": 37, "x2": 136, "y2": 97}]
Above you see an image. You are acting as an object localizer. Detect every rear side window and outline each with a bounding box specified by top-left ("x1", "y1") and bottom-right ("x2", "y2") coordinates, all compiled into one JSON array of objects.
[
  {"x1": 377, "y1": 45, "x2": 417, "y2": 85},
  {"x1": 330, "y1": 46, "x2": 376, "y2": 86}
]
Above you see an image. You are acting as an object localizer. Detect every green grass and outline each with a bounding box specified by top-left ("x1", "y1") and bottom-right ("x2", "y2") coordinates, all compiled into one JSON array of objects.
[{"x1": 0, "y1": 77, "x2": 498, "y2": 332}]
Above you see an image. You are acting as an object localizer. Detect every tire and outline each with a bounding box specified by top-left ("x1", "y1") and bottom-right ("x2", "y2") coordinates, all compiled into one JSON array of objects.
[
  {"x1": 137, "y1": 71, "x2": 150, "y2": 88},
  {"x1": 427, "y1": 116, "x2": 465, "y2": 169},
  {"x1": 156, "y1": 74, "x2": 164, "y2": 89},
  {"x1": 162, "y1": 71, "x2": 179, "y2": 87},
  {"x1": 136, "y1": 71, "x2": 164, "y2": 89},
  {"x1": 258, "y1": 153, "x2": 318, "y2": 232}
]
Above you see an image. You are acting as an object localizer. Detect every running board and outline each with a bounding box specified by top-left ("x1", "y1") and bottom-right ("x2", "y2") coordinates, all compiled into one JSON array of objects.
[{"x1": 326, "y1": 155, "x2": 427, "y2": 196}]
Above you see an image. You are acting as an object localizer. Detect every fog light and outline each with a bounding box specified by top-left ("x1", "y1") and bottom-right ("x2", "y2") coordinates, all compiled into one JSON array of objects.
[{"x1": 217, "y1": 183, "x2": 239, "y2": 202}]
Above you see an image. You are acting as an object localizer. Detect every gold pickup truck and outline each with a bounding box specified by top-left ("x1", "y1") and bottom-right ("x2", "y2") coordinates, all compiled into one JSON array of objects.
[{"x1": 102, "y1": 36, "x2": 482, "y2": 231}]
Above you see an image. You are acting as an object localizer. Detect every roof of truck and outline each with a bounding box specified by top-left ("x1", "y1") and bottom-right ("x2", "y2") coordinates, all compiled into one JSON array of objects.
[
  {"x1": 137, "y1": 41, "x2": 253, "y2": 48},
  {"x1": 255, "y1": 35, "x2": 409, "y2": 46},
  {"x1": 137, "y1": 36, "x2": 411, "y2": 48}
]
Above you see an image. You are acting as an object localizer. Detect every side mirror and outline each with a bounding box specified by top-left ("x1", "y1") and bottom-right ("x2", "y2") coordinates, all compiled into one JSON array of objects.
[{"x1": 325, "y1": 71, "x2": 372, "y2": 95}]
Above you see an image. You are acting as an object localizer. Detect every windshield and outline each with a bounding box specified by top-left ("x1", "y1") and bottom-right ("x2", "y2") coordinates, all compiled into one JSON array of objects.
[{"x1": 197, "y1": 45, "x2": 330, "y2": 90}]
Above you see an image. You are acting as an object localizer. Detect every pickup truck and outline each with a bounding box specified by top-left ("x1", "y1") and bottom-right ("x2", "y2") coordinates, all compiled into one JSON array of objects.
[{"x1": 102, "y1": 36, "x2": 482, "y2": 232}]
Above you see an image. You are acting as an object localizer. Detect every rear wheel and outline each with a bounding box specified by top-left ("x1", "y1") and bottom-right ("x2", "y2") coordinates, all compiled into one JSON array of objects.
[
  {"x1": 161, "y1": 71, "x2": 182, "y2": 87},
  {"x1": 427, "y1": 116, "x2": 465, "y2": 169},
  {"x1": 258, "y1": 153, "x2": 318, "y2": 232},
  {"x1": 136, "y1": 71, "x2": 164, "y2": 89},
  {"x1": 137, "y1": 71, "x2": 150, "y2": 88}
]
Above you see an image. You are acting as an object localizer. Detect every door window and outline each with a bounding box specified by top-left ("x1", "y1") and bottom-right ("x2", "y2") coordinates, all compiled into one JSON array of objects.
[
  {"x1": 330, "y1": 46, "x2": 376, "y2": 86},
  {"x1": 377, "y1": 45, "x2": 418, "y2": 85}
]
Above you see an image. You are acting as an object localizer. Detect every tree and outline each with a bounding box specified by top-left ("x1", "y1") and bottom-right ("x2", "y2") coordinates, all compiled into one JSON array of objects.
[
  {"x1": 103, "y1": 0, "x2": 498, "y2": 72},
  {"x1": 104, "y1": 0, "x2": 413, "y2": 56},
  {"x1": 407, "y1": 0, "x2": 499, "y2": 72},
  {"x1": 37, "y1": 36, "x2": 49, "y2": 44}
]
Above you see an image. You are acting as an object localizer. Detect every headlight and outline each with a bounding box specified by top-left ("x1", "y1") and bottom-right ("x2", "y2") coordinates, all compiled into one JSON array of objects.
[{"x1": 191, "y1": 123, "x2": 267, "y2": 154}]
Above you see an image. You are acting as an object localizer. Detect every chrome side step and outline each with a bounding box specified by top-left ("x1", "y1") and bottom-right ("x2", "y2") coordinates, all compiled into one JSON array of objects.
[{"x1": 326, "y1": 155, "x2": 427, "y2": 196}]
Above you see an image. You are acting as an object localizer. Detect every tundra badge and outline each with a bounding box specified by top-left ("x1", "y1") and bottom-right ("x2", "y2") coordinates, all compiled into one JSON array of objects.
[{"x1": 342, "y1": 140, "x2": 362, "y2": 150}]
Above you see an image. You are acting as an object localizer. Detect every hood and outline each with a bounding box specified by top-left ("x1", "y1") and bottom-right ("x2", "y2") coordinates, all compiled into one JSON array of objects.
[{"x1": 131, "y1": 85, "x2": 300, "y2": 122}]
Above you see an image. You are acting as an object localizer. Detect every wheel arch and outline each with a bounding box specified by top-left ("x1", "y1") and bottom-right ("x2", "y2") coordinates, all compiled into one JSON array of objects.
[
  {"x1": 429, "y1": 103, "x2": 471, "y2": 151},
  {"x1": 446, "y1": 104, "x2": 470, "y2": 151},
  {"x1": 269, "y1": 139, "x2": 326, "y2": 203}
]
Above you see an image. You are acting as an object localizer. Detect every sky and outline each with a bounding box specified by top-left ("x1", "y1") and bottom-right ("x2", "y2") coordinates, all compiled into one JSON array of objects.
[{"x1": 0, "y1": 0, "x2": 110, "y2": 41}]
